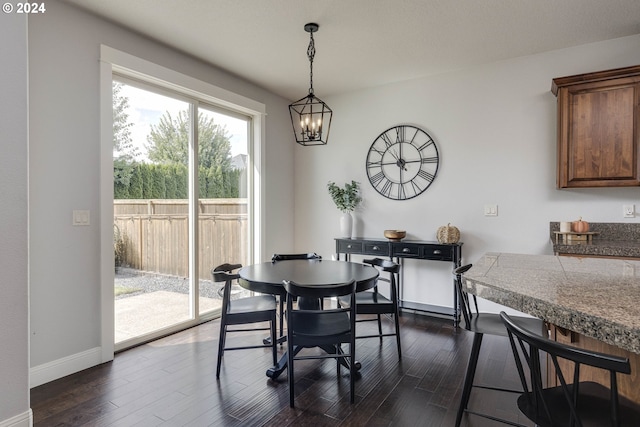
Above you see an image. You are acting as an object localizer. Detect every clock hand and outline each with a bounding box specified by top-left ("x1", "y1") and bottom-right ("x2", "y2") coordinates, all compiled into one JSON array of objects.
[
  {"x1": 389, "y1": 148, "x2": 407, "y2": 171},
  {"x1": 387, "y1": 149, "x2": 400, "y2": 161},
  {"x1": 385, "y1": 149, "x2": 408, "y2": 171}
]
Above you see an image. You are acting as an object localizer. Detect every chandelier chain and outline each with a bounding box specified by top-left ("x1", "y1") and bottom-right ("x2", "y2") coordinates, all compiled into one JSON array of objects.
[{"x1": 307, "y1": 31, "x2": 315, "y2": 95}]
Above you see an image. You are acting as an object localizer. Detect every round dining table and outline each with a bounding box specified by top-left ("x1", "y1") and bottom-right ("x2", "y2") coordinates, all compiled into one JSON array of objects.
[{"x1": 238, "y1": 259, "x2": 379, "y2": 379}]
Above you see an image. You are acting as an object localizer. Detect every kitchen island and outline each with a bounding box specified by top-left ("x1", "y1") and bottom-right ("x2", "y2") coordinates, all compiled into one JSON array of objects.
[{"x1": 462, "y1": 252, "x2": 640, "y2": 401}]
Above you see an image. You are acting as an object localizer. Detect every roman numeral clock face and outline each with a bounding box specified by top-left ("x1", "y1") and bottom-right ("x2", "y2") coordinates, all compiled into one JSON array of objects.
[{"x1": 366, "y1": 125, "x2": 439, "y2": 200}]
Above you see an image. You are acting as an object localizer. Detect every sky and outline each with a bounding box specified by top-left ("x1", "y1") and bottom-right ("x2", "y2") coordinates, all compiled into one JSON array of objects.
[{"x1": 118, "y1": 83, "x2": 248, "y2": 162}]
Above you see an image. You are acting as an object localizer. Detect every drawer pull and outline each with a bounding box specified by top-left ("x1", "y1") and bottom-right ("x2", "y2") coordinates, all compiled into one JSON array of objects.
[
  {"x1": 373, "y1": 246, "x2": 380, "y2": 251},
  {"x1": 347, "y1": 244, "x2": 352, "y2": 249},
  {"x1": 402, "y1": 248, "x2": 411, "y2": 253},
  {"x1": 433, "y1": 250, "x2": 442, "y2": 255}
]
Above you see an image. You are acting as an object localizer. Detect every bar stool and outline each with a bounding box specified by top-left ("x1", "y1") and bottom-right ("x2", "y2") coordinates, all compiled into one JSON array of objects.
[
  {"x1": 501, "y1": 311, "x2": 640, "y2": 427},
  {"x1": 454, "y1": 264, "x2": 544, "y2": 427}
]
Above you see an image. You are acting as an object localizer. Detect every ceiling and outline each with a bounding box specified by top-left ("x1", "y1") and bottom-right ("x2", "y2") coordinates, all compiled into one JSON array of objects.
[{"x1": 62, "y1": 0, "x2": 640, "y2": 100}]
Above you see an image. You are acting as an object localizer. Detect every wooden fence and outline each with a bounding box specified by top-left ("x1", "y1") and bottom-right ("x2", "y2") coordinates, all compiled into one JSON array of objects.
[{"x1": 114, "y1": 199, "x2": 248, "y2": 280}]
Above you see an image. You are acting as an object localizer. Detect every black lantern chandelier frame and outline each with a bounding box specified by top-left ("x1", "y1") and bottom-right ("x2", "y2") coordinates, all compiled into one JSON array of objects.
[{"x1": 289, "y1": 23, "x2": 332, "y2": 146}]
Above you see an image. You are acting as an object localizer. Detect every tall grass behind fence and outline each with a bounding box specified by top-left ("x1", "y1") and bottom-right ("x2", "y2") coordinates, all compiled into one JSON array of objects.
[{"x1": 114, "y1": 199, "x2": 248, "y2": 280}]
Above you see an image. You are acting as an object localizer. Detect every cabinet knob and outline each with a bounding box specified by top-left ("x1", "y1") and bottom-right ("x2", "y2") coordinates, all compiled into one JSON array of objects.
[
  {"x1": 347, "y1": 244, "x2": 352, "y2": 249},
  {"x1": 402, "y1": 248, "x2": 410, "y2": 253},
  {"x1": 373, "y1": 246, "x2": 379, "y2": 251},
  {"x1": 433, "y1": 250, "x2": 441, "y2": 255}
]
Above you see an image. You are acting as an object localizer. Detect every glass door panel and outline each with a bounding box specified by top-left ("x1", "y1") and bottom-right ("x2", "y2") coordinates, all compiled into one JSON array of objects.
[
  {"x1": 113, "y1": 81, "x2": 194, "y2": 346},
  {"x1": 197, "y1": 106, "x2": 250, "y2": 315}
]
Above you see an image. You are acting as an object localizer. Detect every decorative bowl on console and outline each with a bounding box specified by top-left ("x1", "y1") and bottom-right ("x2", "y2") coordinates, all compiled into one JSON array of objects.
[{"x1": 384, "y1": 230, "x2": 406, "y2": 241}]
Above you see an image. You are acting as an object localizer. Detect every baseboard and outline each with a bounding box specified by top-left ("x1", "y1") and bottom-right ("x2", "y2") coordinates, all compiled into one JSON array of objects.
[
  {"x1": 400, "y1": 301, "x2": 454, "y2": 318},
  {"x1": 0, "y1": 409, "x2": 32, "y2": 427},
  {"x1": 30, "y1": 347, "x2": 103, "y2": 388}
]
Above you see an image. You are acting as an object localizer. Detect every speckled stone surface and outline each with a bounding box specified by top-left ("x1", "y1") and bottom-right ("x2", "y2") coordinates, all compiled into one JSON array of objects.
[
  {"x1": 550, "y1": 222, "x2": 640, "y2": 257},
  {"x1": 463, "y1": 253, "x2": 640, "y2": 354}
]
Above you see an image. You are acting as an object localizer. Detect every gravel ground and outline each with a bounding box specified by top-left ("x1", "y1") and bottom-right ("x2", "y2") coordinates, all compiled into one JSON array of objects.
[{"x1": 115, "y1": 267, "x2": 230, "y2": 300}]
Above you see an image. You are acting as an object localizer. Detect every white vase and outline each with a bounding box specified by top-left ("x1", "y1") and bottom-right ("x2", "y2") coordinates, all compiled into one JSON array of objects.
[{"x1": 339, "y1": 212, "x2": 353, "y2": 238}]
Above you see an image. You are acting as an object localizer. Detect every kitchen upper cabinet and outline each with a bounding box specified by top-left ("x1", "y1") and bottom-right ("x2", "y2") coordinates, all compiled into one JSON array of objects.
[{"x1": 552, "y1": 65, "x2": 640, "y2": 188}]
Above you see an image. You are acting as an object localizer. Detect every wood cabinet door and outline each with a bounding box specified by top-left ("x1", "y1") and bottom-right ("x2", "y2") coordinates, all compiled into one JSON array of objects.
[{"x1": 557, "y1": 78, "x2": 640, "y2": 188}]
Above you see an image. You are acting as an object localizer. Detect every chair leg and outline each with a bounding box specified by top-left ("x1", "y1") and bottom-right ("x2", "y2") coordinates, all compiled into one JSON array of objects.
[
  {"x1": 349, "y1": 342, "x2": 355, "y2": 404},
  {"x1": 394, "y1": 311, "x2": 402, "y2": 359},
  {"x1": 377, "y1": 314, "x2": 383, "y2": 340},
  {"x1": 270, "y1": 313, "x2": 277, "y2": 366},
  {"x1": 288, "y1": 343, "x2": 295, "y2": 407},
  {"x1": 216, "y1": 323, "x2": 226, "y2": 379},
  {"x1": 455, "y1": 333, "x2": 483, "y2": 427},
  {"x1": 279, "y1": 298, "x2": 285, "y2": 344}
]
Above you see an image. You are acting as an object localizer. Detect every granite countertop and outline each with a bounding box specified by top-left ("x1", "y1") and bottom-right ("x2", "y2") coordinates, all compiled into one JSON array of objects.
[
  {"x1": 550, "y1": 222, "x2": 640, "y2": 258},
  {"x1": 553, "y1": 239, "x2": 640, "y2": 258},
  {"x1": 463, "y1": 252, "x2": 640, "y2": 354}
]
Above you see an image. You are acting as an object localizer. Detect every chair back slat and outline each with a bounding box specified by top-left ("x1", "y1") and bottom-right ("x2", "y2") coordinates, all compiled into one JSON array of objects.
[
  {"x1": 212, "y1": 263, "x2": 242, "y2": 283},
  {"x1": 284, "y1": 277, "x2": 357, "y2": 407},
  {"x1": 211, "y1": 263, "x2": 242, "y2": 315},
  {"x1": 501, "y1": 311, "x2": 633, "y2": 427},
  {"x1": 453, "y1": 264, "x2": 475, "y2": 328},
  {"x1": 363, "y1": 258, "x2": 399, "y2": 298},
  {"x1": 272, "y1": 253, "x2": 322, "y2": 262},
  {"x1": 283, "y1": 278, "x2": 355, "y2": 299}
]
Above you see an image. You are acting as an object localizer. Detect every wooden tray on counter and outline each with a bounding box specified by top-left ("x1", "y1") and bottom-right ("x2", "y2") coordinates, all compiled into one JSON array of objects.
[{"x1": 553, "y1": 231, "x2": 598, "y2": 244}]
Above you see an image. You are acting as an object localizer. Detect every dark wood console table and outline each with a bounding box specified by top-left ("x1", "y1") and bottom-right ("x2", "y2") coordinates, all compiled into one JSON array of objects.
[{"x1": 335, "y1": 238, "x2": 463, "y2": 326}]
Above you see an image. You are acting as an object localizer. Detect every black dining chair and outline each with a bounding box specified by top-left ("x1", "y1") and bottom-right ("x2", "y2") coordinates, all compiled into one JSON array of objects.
[
  {"x1": 338, "y1": 258, "x2": 402, "y2": 359},
  {"x1": 271, "y1": 252, "x2": 322, "y2": 337},
  {"x1": 283, "y1": 278, "x2": 357, "y2": 408},
  {"x1": 212, "y1": 263, "x2": 277, "y2": 379},
  {"x1": 454, "y1": 264, "x2": 544, "y2": 427},
  {"x1": 500, "y1": 311, "x2": 640, "y2": 427}
]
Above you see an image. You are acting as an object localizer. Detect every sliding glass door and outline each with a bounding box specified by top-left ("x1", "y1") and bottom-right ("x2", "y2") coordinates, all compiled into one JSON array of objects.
[{"x1": 112, "y1": 78, "x2": 251, "y2": 349}]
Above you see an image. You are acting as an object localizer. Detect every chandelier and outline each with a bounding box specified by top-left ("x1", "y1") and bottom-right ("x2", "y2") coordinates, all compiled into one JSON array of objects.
[{"x1": 288, "y1": 23, "x2": 332, "y2": 146}]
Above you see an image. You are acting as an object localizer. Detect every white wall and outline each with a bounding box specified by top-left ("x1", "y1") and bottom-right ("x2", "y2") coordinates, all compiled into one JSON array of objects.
[
  {"x1": 27, "y1": 1, "x2": 293, "y2": 383},
  {"x1": 0, "y1": 12, "x2": 31, "y2": 427},
  {"x1": 294, "y1": 34, "x2": 640, "y2": 312}
]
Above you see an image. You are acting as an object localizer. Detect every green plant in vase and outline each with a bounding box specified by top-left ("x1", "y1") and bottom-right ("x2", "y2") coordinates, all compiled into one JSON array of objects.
[{"x1": 327, "y1": 180, "x2": 362, "y2": 237}]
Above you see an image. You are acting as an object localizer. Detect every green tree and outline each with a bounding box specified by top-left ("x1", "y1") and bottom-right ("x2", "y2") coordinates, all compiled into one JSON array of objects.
[
  {"x1": 142, "y1": 165, "x2": 153, "y2": 198},
  {"x1": 128, "y1": 165, "x2": 143, "y2": 199},
  {"x1": 113, "y1": 82, "x2": 135, "y2": 155},
  {"x1": 174, "y1": 165, "x2": 188, "y2": 198},
  {"x1": 151, "y1": 165, "x2": 166, "y2": 198},
  {"x1": 113, "y1": 82, "x2": 139, "y2": 199},
  {"x1": 164, "y1": 165, "x2": 177, "y2": 199},
  {"x1": 146, "y1": 110, "x2": 233, "y2": 171}
]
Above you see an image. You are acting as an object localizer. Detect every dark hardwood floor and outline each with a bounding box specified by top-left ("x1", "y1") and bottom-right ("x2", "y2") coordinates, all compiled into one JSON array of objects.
[{"x1": 31, "y1": 312, "x2": 533, "y2": 426}]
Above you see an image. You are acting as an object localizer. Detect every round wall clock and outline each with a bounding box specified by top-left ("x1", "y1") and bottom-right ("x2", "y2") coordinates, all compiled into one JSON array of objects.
[{"x1": 365, "y1": 125, "x2": 439, "y2": 200}]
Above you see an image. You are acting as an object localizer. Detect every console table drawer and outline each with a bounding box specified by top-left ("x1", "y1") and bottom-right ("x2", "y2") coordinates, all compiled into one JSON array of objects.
[
  {"x1": 422, "y1": 245, "x2": 454, "y2": 261},
  {"x1": 363, "y1": 242, "x2": 389, "y2": 256},
  {"x1": 391, "y1": 243, "x2": 422, "y2": 258},
  {"x1": 337, "y1": 240, "x2": 364, "y2": 253}
]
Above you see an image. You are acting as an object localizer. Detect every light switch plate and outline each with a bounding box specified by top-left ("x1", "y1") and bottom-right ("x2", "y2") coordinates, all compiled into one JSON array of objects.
[
  {"x1": 73, "y1": 210, "x2": 90, "y2": 226},
  {"x1": 484, "y1": 204, "x2": 498, "y2": 216}
]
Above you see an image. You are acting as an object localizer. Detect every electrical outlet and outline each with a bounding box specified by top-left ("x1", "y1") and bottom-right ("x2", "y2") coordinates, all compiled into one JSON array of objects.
[{"x1": 623, "y1": 204, "x2": 635, "y2": 218}]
